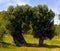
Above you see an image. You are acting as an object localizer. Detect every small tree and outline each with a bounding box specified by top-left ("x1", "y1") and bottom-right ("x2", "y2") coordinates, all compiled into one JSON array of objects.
[{"x1": 31, "y1": 5, "x2": 55, "y2": 46}]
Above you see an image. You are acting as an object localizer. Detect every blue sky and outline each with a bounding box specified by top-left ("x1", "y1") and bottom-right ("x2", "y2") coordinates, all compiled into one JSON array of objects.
[{"x1": 0, "y1": 0, "x2": 60, "y2": 24}]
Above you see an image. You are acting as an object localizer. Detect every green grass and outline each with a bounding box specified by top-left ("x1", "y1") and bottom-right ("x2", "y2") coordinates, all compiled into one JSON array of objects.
[{"x1": 0, "y1": 34, "x2": 60, "y2": 51}]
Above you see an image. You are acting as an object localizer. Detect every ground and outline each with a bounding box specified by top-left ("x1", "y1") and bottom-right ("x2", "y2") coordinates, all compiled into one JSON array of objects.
[{"x1": 0, "y1": 34, "x2": 60, "y2": 51}]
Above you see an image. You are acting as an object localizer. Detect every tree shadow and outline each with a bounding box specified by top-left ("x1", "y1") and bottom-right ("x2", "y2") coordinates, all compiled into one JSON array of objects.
[
  {"x1": 0, "y1": 42, "x2": 14, "y2": 48},
  {"x1": 1, "y1": 42, "x2": 60, "y2": 48},
  {"x1": 25, "y1": 43, "x2": 60, "y2": 48}
]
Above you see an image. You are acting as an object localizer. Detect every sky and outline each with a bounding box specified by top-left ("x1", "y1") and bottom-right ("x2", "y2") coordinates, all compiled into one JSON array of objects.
[{"x1": 0, "y1": 0, "x2": 60, "y2": 24}]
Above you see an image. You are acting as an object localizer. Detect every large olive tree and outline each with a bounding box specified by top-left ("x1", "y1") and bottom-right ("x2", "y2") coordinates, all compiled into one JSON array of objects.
[{"x1": 7, "y1": 5, "x2": 32, "y2": 46}]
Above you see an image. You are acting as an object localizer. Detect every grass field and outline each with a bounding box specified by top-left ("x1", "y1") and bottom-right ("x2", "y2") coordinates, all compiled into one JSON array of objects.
[{"x1": 0, "y1": 34, "x2": 60, "y2": 51}]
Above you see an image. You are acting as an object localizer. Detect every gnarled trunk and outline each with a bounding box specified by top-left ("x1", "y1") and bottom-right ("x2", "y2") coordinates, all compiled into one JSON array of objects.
[
  {"x1": 39, "y1": 36, "x2": 44, "y2": 46},
  {"x1": 12, "y1": 32, "x2": 27, "y2": 46}
]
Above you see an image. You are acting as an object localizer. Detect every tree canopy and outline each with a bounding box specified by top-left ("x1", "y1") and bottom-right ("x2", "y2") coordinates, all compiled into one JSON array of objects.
[
  {"x1": 31, "y1": 5, "x2": 55, "y2": 45},
  {"x1": 0, "y1": 4, "x2": 55, "y2": 46}
]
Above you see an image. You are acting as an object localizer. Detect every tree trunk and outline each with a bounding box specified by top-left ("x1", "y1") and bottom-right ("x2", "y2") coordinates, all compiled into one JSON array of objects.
[
  {"x1": 39, "y1": 36, "x2": 44, "y2": 46},
  {"x1": 11, "y1": 31, "x2": 27, "y2": 46}
]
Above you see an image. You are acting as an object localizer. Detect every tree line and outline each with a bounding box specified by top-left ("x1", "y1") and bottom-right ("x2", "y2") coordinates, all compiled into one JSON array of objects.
[{"x1": 0, "y1": 4, "x2": 56, "y2": 46}]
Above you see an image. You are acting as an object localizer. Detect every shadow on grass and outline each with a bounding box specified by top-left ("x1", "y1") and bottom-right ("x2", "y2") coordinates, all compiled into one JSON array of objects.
[
  {"x1": 1, "y1": 42, "x2": 60, "y2": 48},
  {"x1": 25, "y1": 43, "x2": 60, "y2": 48},
  {"x1": 0, "y1": 42, "x2": 14, "y2": 48}
]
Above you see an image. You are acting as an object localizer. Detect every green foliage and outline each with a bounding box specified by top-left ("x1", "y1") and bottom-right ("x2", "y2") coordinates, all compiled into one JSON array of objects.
[
  {"x1": 8, "y1": 5, "x2": 33, "y2": 34},
  {"x1": 54, "y1": 25, "x2": 60, "y2": 35},
  {"x1": 0, "y1": 4, "x2": 55, "y2": 42},
  {"x1": 31, "y1": 5, "x2": 55, "y2": 39},
  {"x1": 7, "y1": 6, "x2": 14, "y2": 14},
  {"x1": 0, "y1": 11, "x2": 11, "y2": 41}
]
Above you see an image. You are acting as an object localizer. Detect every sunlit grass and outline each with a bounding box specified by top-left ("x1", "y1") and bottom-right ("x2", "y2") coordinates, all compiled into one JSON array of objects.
[
  {"x1": 0, "y1": 34, "x2": 60, "y2": 51},
  {"x1": 3, "y1": 34, "x2": 14, "y2": 44}
]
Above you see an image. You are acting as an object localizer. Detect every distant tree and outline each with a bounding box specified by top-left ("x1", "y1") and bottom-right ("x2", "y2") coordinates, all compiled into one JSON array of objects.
[
  {"x1": 31, "y1": 5, "x2": 55, "y2": 46},
  {"x1": 58, "y1": 14, "x2": 60, "y2": 20},
  {"x1": 55, "y1": 14, "x2": 60, "y2": 35},
  {"x1": 54, "y1": 25, "x2": 60, "y2": 35},
  {"x1": 58, "y1": 14, "x2": 60, "y2": 24}
]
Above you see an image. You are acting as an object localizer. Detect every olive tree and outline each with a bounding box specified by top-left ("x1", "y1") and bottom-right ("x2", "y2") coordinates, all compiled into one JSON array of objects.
[
  {"x1": 7, "y1": 5, "x2": 32, "y2": 46},
  {"x1": 31, "y1": 5, "x2": 55, "y2": 46}
]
